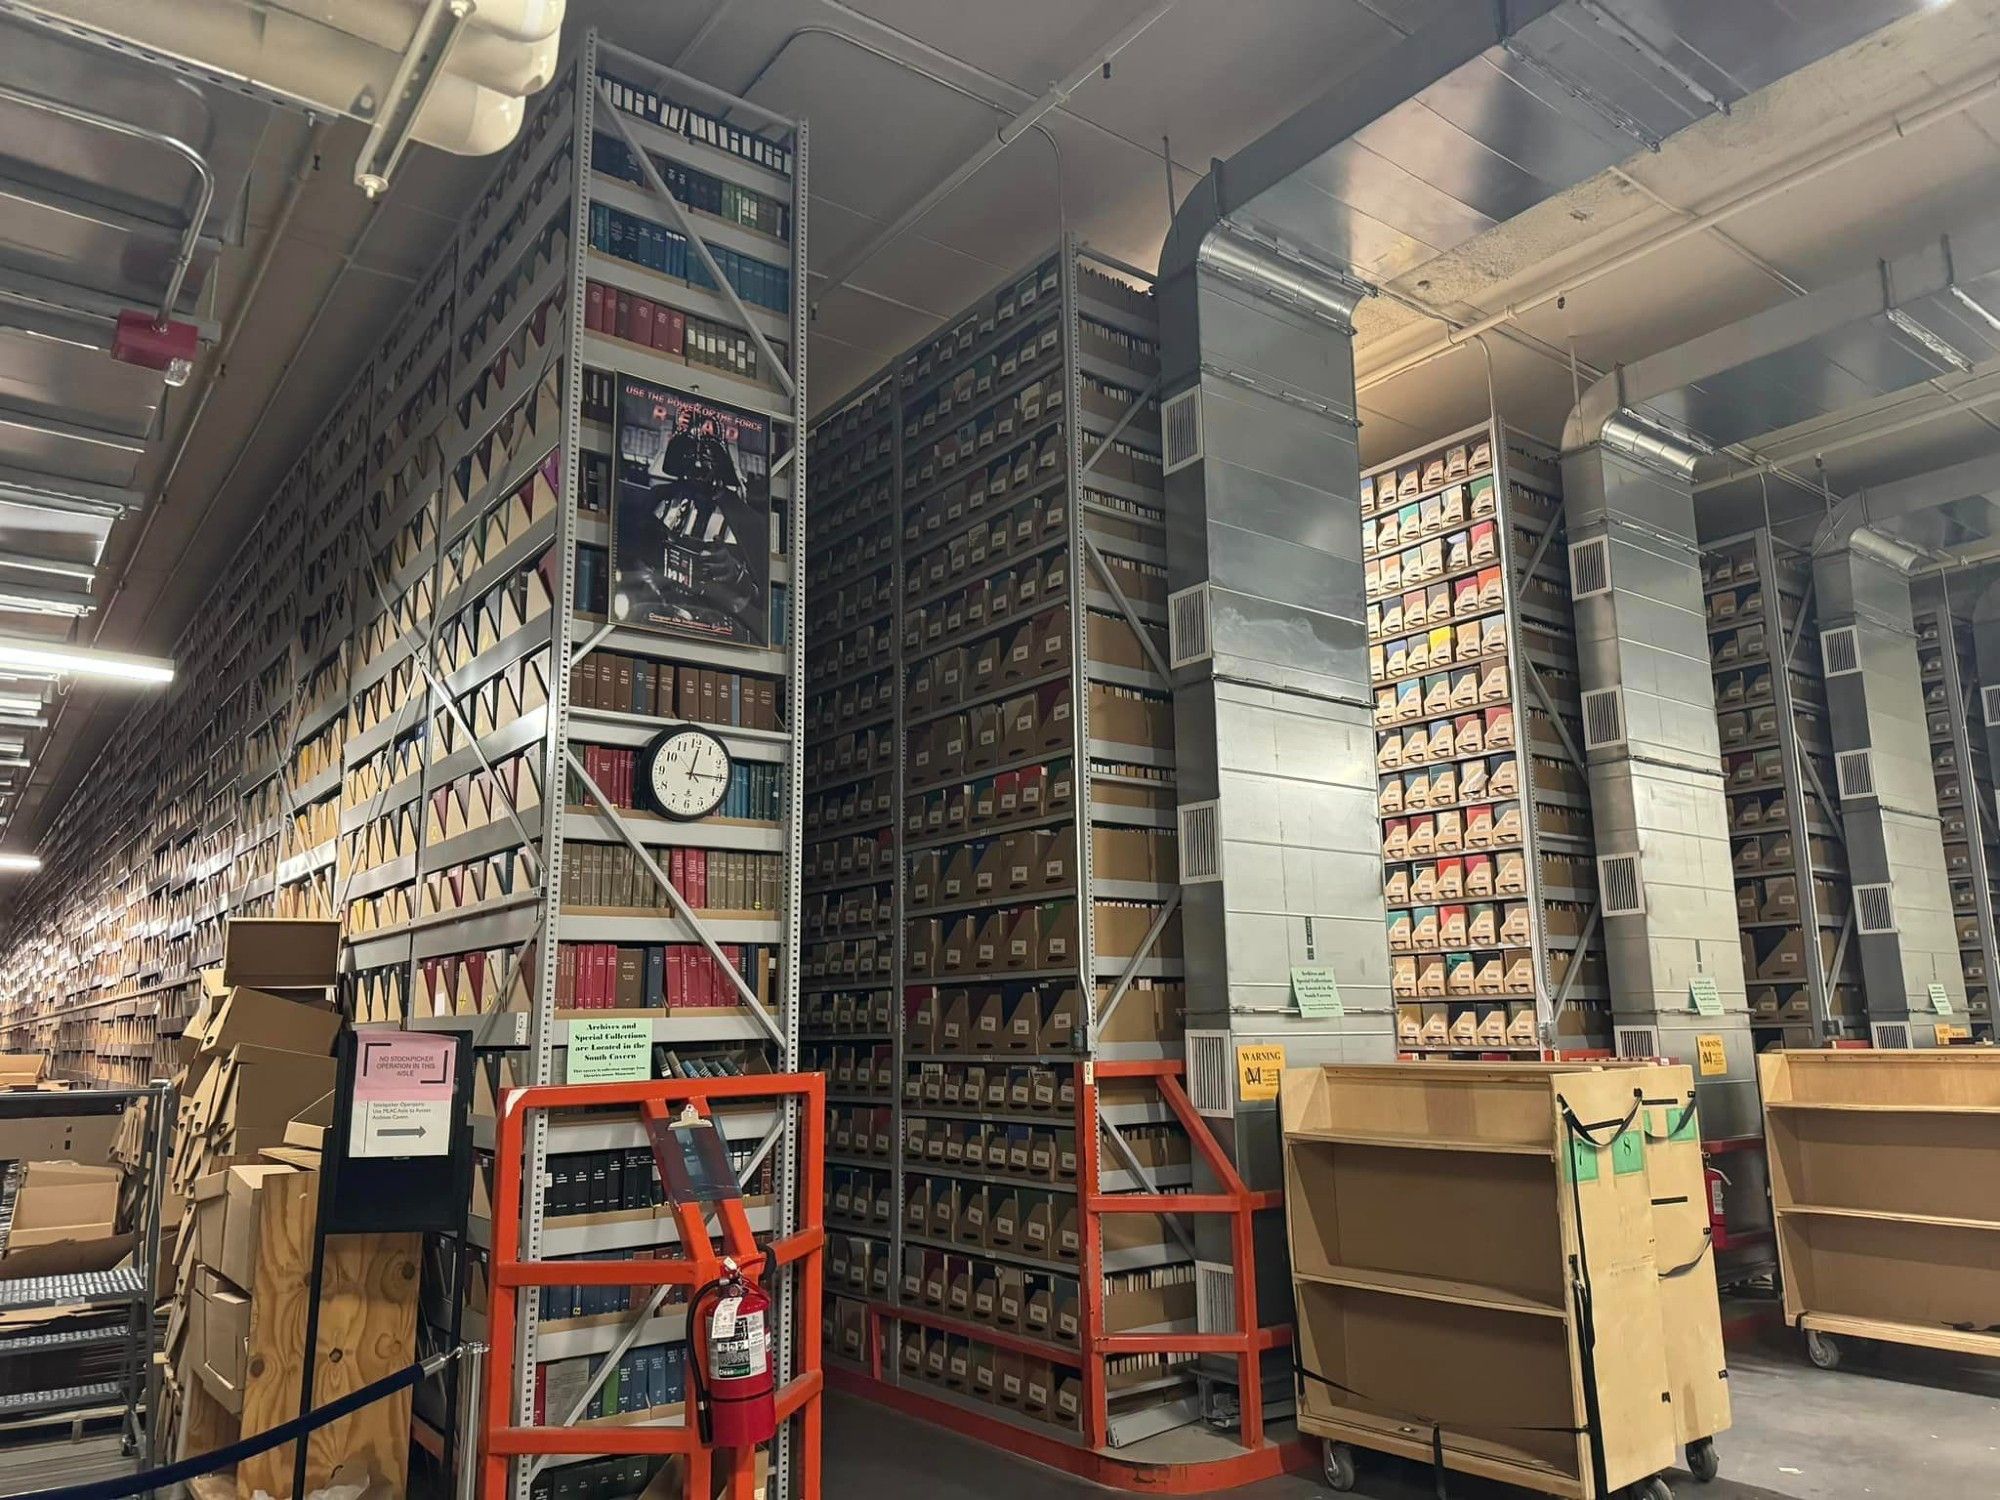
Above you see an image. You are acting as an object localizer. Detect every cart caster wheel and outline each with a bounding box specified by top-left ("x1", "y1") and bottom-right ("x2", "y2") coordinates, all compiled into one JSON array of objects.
[
  {"x1": 1805, "y1": 1329, "x2": 1842, "y2": 1370},
  {"x1": 1623, "y1": 1479, "x2": 1673, "y2": 1500},
  {"x1": 1687, "y1": 1437, "x2": 1719, "y2": 1484},
  {"x1": 1321, "y1": 1440, "x2": 1357, "y2": 1492}
]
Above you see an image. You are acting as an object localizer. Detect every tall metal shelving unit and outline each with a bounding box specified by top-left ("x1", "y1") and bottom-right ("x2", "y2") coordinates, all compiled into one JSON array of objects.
[
  {"x1": 1361, "y1": 419, "x2": 1607, "y2": 1055},
  {"x1": 1701, "y1": 530, "x2": 1861, "y2": 1044},
  {"x1": 1914, "y1": 590, "x2": 1998, "y2": 1040},
  {"x1": 0, "y1": 29, "x2": 811, "y2": 1500},
  {"x1": 805, "y1": 242, "x2": 1200, "y2": 1456}
]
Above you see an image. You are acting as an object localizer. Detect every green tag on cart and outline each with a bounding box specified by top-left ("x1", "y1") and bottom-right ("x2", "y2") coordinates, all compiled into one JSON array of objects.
[
  {"x1": 1612, "y1": 1129, "x2": 1645, "y2": 1175},
  {"x1": 1569, "y1": 1137, "x2": 1599, "y2": 1183},
  {"x1": 1672, "y1": 1106, "x2": 1700, "y2": 1144}
]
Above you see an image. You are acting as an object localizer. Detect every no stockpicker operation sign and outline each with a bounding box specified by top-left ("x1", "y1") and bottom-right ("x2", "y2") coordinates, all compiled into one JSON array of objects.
[{"x1": 349, "y1": 1033, "x2": 457, "y2": 1158}]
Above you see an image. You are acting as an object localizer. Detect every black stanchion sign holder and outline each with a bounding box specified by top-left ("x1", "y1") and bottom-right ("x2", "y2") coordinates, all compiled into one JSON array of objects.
[
  {"x1": 322, "y1": 1028, "x2": 475, "y2": 1232},
  {"x1": 294, "y1": 1028, "x2": 474, "y2": 1497}
]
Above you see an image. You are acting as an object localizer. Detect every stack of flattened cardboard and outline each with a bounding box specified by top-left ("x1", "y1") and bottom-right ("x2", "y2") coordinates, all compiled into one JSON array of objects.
[{"x1": 157, "y1": 918, "x2": 342, "y2": 1476}]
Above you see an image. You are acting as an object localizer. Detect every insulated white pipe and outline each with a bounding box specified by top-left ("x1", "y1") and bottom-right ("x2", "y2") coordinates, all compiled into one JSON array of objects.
[
  {"x1": 10, "y1": 0, "x2": 534, "y2": 154},
  {"x1": 1357, "y1": 65, "x2": 2000, "y2": 395},
  {"x1": 266, "y1": 0, "x2": 562, "y2": 94}
]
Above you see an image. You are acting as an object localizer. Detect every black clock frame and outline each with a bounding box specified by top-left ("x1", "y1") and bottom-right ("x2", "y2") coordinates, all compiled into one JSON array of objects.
[{"x1": 637, "y1": 723, "x2": 733, "y2": 822}]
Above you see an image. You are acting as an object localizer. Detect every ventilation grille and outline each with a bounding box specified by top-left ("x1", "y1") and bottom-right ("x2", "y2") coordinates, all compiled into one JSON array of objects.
[
  {"x1": 1581, "y1": 687, "x2": 1626, "y2": 751},
  {"x1": 1177, "y1": 801, "x2": 1221, "y2": 884},
  {"x1": 1187, "y1": 1031, "x2": 1232, "y2": 1117},
  {"x1": 1984, "y1": 684, "x2": 2000, "y2": 727},
  {"x1": 1854, "y1": 882, "x2": 1897, "y2": 934},
  {"x1": 1162, "y1": 387, "x2": 1203, "y2": 474},
  {"x1": 1614, "y1": 1024, "x2": 1660, "y2": 1061},
  {"x1": 1168, "y1": 583, "x2": 1212, "y2": 668},
  {"x1": 1568, "y1": 536, "x2": 1611, "y2": 599},
  {"x1": 1195, "y1": 1261, "x2": 1238, "y2": 1335},
  {"x1": 1822, "y1": 625, "x2": 1861, "y2": 677},
  {"x1": 1598, "y1": 854, "x2": 1644, "y2": 917},
  {"x1": 1870, "y1": 1021, "x2": 1913, "y2": 1050},
  {"x1": 1835, "y1": 748, "x2": 1876, "y2": 800}
]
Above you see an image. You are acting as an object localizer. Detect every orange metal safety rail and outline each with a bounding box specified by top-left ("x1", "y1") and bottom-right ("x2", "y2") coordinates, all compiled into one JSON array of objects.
[
  {"x1": 481, "y1": 1075, "x2": 826, "y2": 1500},
  {"x1": 1079, "y1": 1058, "x2": 1290, "y2": 1453}
]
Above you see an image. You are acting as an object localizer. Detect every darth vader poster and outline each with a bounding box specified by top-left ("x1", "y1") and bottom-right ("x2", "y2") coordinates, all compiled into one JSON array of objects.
[{"x1": 611, "y1": 376, "x2": 771, "y2": 645}]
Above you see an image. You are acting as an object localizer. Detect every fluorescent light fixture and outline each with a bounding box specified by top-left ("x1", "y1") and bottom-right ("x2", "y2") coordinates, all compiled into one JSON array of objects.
[
  {"x1": 0, "y1": 853, "x2": 40, "y2": 872},
  {"x1": 0, "y1": 634, "x2": 171, "y2": 684},
  {"x1": 0, "y1": 756, "x2": 27, "y2": 768},
  {"x1": 0, "y1": 715, "x2": 46, "y2": 729}
]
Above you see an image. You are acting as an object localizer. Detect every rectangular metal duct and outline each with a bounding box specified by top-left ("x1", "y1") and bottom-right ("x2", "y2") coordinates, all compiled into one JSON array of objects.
[
  {"x1": 1814, "y1": 529, "x2": 1965, "y2": 1040},
  {"x1": 1158, "y1": 226, "x2": 1391, "y2": 1424},
  {"x1": 1563, "y1": 419, "x2": 1760, "y2": 1140}
]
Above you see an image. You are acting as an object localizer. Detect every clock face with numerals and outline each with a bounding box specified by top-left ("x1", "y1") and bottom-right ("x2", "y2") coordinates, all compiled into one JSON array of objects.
[{"x1": 641, "y1": 726, "x2": 732, "y2": 821}]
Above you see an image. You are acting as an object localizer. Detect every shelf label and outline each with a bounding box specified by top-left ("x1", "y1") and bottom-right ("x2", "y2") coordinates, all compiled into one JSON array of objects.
[
  {"x1": 1291, "y1": 966, "x2": 1343, "y2": 1018},
  {"x1": 568, "y1": 1017, "x2": 653, "y2": 1083},
  {"x1": 1696, "y1": 1034, "x2": 1728, "y2": 1078},
  {"x1": 1688, "y1": 975, "x2": 1722, "y2": 1017},
  {"x1": 1236, "y1": 1043, "x2": 1285, "y2": 1103},
  {"x1": 349, "y1": 1033, "x2": 456, "y2": 1159},
  {"x1": 1927, "y1": 982, "x2": 1954, "y2": 1016}
]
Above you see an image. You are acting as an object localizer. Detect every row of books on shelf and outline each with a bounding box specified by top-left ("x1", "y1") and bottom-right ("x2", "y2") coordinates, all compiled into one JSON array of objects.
[
  {"x1": 588, "y1": 203, "x2": 791, "y2": 314},
  {"x1": 583, "y1": 278, "x2": 783, "y2": 387},
  {"x1": 901, "y1": 760, "x2": 1074, "y2": 841},
  {"x1": 597, "y1": 70, "x2": 795, "y2": 177},
  {"x1": 570, "y1": 653, "x2": 782, "y2": 728},
  {"x1": 564, "y1": 750, "x2": 781, "y2": 820},
  {"x1": 591, "y1": 130, "x2": 789, "y2": 239},
  {"x1": 554, "y1": 941, "x2": 778, "y2": 1010},
  {"x1": 557, "y1": 839, "x2": 781, "y2": 911},
  {"x1": 1362, "y1": 435, "x2": 1490, "y2": 512},
  {"x1": 534, "y1": 1343, "x2": 682, "y2": 1425},
  {"x1": 800, "y1": 988, "x2": 894, "y2": 1043}
]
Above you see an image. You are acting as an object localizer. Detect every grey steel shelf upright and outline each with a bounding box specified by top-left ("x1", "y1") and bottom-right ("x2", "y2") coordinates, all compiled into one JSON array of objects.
[
  {"x1": 1702, "y1": 529, "x2": 1861, "y2": 1043},
  {"x1": 1363, "y1": 419, "x2": 1608, "y2": 1055},
  {"x1": 1914, "y1": 589, "x2": 1999, "y2": 1039},
  {"x1": 805, "y1": 242, "x2": 1198, "y2": 1451},
  {"x1": 0, "y1": 28, "x2": 811, "y2": 1500}
]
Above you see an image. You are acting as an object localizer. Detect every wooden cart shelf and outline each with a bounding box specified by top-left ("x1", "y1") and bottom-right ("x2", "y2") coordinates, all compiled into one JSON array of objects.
[
  {"x1": 1761, "y1": 1049, "x2": 2000, "y2": 1372},
  {"x1": 1780, "y1": 1203, "x2": 2000, "y2": 1232},
  {"x1": 1293, "y1": 1264, "x2": 1566, "y2": 1320},
  {"x1": 1284, "y1": 1126, "x2": 1555, "y2": 1157}
]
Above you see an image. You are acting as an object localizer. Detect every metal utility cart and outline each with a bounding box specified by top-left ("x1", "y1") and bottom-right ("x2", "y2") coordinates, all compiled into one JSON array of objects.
[
  {"x1": 1281, "y1": 1062, "x2": 1723, "y2": 1500},
  {"x1": 0, "y1": 1081, "x2": 171, "y2": 1461}
]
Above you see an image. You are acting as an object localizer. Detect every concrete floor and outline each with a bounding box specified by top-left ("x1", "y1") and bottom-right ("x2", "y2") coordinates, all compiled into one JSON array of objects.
[{"x1": 824, "y1": 1330, "x2": 2000, "y2": 1499}]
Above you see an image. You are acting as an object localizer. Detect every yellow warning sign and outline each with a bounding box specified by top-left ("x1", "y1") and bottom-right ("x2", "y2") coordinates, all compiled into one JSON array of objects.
[
  {"x1": 1237, "y1": 1043, "x2": 1286, "y2": 1102},
  {"x1": 1695, "y1": 1034, "x2": 1727, "y2": 1077},
  {"x1": 1935, "y1": 1022, "x2": 1971, "y2": 1045}
]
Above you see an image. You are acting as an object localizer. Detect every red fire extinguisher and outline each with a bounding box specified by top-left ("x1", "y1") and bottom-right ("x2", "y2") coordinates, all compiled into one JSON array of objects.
[
  {"x1": 1705, "y1": 1164, "x2": 1731, "y2": 1248},
  {"x1": 688, "y1": 1257, "x2": 776, "y2": 1448}
]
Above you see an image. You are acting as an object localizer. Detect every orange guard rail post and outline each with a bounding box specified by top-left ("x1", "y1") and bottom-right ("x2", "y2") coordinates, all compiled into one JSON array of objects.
[{"x1": 481, "y1": 1074, "x2": 826, "y2": 1500}]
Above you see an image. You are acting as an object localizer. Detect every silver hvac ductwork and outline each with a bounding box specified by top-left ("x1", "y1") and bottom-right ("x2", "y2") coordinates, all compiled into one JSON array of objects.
[
  {"x1": 1811, "y1": 518, "x2": 1965, "y2": 1046},
  {"x1": 1561, "y1": 210, "x2": 2000, "y2": 1063},
  {"x1": 1149, "y1": 0, "x2": 1936, "y2": 1425}
]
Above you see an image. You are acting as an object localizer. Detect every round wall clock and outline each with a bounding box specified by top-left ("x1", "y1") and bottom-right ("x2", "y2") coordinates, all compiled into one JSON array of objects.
[{"x1": 639, "y1": 725, "x2": 733, "y2": 821}]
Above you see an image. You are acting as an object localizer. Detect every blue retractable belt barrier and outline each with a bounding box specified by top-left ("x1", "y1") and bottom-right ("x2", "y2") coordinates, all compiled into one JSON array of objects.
[{"x1": 12, "y1": 1359, "x2": 428, "y2": 1500}]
